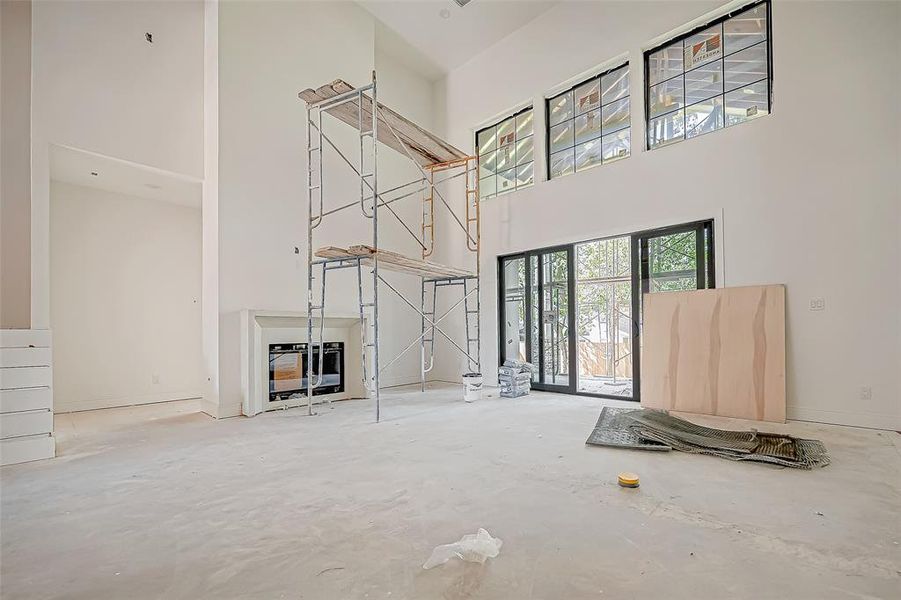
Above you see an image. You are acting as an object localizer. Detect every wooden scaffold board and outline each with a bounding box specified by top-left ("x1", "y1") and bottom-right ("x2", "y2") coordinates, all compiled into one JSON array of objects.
[
  {"x1": 299, "y1": 79, "x2": 469, "y2": 168},
  {"x1": 316, "y1": 245, "x2": 474, "y2": 280}
]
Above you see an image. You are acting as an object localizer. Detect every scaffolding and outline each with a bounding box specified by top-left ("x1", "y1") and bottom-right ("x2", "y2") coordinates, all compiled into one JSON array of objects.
[{"x1": 298, "y1": 72, "x2": 480, "y2": 422}]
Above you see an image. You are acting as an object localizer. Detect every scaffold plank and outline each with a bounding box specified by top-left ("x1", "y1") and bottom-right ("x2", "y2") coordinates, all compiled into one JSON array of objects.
[
  {"x1": 299, "y1": 79, "x2": 469, "y2": 168},
  {"x1": 315, "y1": 245, "x2": 474, "y2": 279}
]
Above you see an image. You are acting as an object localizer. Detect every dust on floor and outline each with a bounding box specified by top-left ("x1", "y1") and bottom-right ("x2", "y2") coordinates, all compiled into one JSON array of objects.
[{"x1": 2, "y1": 385, "x2": 899, "y2": 599}]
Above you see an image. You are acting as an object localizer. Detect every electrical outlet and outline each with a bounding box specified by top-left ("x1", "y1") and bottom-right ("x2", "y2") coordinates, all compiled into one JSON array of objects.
[
  {"x1": 152, "y1": 374, "x2": 160, "y2": 385},
  {"x1": 809, "y1": 297, "x2": 825, "y2": 311},
  {"x1": 860, "y1": 386, "x2": 872, "y2": 401}
]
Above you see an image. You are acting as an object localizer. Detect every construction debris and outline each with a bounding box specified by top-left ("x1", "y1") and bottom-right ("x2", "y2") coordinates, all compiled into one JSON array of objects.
[
  {"x1": 462, "y1": 372, "x2": 483, "y2": 402},
  {"x1": 422, "y1": 528, "x2": 503, "y2": 569},
  {"x1": 499, "y1": 360, "x2": 533, "y2": 398},
  {"x1": 618, "y1": 472, "x2": 640, "y2": 488},
  {"x1": 587, "y1": 407, "x2": 830, "y2": 469},
  {"x1": 586, "y1": 407, "x2": 671, "y2": 451}
]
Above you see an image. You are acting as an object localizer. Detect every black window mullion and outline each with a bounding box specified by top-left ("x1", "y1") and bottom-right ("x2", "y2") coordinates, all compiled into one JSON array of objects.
[
  {"x1": 548, "y1": 63, "x2": 630, "y2": 180},
  {"x1": 695, "y1": 224, "x2": 706, "y2": 289},
  {"x1": 536, "y1": 252, "x2": 545, "y2": 384},
  {"x1": 645, "y1": 0, "x2": 771, "y2": 150}
]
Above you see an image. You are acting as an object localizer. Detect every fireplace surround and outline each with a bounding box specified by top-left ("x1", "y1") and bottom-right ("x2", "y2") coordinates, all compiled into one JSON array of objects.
[{"x1": 240, "y1": 310, "x2": 369, "y2": 416}]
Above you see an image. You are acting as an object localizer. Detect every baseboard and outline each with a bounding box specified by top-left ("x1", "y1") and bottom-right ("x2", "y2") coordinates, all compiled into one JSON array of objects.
[
  {"x1": 787, "y1": 405, "x2": 900, "y2": 431},
  {"x1": 55, "y1": 390, "x2": 202, "y2": 414},
  {"x1": 200, "y1": 397, "x2": 220, "y2": 419}
]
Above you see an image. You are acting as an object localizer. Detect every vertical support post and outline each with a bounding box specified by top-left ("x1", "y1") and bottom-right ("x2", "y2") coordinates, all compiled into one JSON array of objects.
[
  {"x1": 371, "y1": 70, "x2": 381, "y2": 423},
  {"x1": 470, "y1": 158, "x2": 482, "y2": 374},
  {"x1": 420, "y1": 278, "x2": 426, "y2": 392},
  {"x1": 422, "y1": 169, "x2": 434, "y2": 258},
  {"x1": 356, "y1": 259, "x2": 368, "y2": 390},
  {"x1": 306, "y1": 266, "x2": 315, "y2": 416},
  {"x1": 306, "y1": 106, "x2": 317, "y2": 417}
]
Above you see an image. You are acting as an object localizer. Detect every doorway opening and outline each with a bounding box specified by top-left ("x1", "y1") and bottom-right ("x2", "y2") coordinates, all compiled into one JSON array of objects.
[{"x1": 498, "y1": 219, "x2": 715, "y2": 400}]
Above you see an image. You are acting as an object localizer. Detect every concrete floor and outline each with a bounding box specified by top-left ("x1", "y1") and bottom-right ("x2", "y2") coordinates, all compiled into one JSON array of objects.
[{"x1": 2, "y1": 385, "x2": 899, "y2": 599}]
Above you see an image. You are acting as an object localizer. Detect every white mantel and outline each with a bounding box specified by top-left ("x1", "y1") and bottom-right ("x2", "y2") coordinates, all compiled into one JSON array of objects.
[{"x1": 240, "y1": 310, "x2": 370, "y2": 416}]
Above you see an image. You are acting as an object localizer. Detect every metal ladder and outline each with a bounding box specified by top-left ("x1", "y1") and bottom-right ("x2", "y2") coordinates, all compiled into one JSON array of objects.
[
  {"x1": 463, "y1": 277, "x2": 480, "y2": 373},
  {"x1": 420, "y1": 279, "x2": 437, "y2": 390},
  {"x1": 419, "y1": 276, "x2": 481, "y2": 391}
]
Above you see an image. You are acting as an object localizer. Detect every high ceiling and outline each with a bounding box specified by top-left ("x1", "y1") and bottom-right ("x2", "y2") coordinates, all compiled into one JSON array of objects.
[{"x1": 360, "y1": 0, "x2": 558, "y2": 77}]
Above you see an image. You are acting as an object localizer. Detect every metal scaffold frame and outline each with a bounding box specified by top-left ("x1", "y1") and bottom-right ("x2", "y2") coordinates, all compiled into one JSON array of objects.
[{"x1": 301, "y1": 71, "x2": 480, "y2": 422}]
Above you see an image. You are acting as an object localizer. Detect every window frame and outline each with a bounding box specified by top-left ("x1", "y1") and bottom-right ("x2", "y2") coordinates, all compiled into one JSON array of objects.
[
  {"x1": 474, "y1": 105, "x2": 535, "y2": 200},
  {"x1": 497, "y1": 218, "x2": 715, "y2": 402},
  {"x1": 544, "y1": 62, "x2": 632, "y2": 181},
  {"x1": 642, "y1": 0, "x2": 773, "y2": 150}
]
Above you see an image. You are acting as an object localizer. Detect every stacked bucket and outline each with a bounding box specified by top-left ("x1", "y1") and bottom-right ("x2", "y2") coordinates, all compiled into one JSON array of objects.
[{"x1": 498, "y1": 360, "x2": 533, "y2": 398}]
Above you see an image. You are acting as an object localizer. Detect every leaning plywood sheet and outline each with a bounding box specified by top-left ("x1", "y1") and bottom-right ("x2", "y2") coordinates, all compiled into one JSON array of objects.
[
  {"x1": 641, "y1": 285, "x2": 786, "y2": 423},
  {"x1": 315, "y1": 245, "x2": 474, "y2": 279},
  {"x1": 298, "y1": 79, "x2": 469, "y2": 168}
]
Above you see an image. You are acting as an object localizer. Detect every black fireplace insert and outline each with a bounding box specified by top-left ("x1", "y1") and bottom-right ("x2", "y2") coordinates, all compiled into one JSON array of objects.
[{"x1": 268, "y1": 342, "x2": 344, "y2": 402}]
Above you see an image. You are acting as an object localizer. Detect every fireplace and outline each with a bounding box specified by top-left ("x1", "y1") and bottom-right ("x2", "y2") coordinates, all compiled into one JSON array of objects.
[{"x1": 268, "y1": 342, "x2": 344, "y2": 402}]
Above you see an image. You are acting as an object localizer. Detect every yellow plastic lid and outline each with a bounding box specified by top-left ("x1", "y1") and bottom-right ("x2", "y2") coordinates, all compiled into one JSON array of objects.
[{"x1": 618, "y1": 472, "x2": 640, "y2": 487}]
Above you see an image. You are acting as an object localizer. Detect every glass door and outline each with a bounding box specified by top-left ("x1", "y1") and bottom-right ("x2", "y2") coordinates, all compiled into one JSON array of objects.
[
  {"x1": 500, "y1": 256, "x2": 527, "y2": 365},
  {"x1": 537, "y1": 247, "x2": 575, "y2": 391},
  {"x1": 498, "y1": 220, "x2": 714, "y2": 401},
  {"x1": 499, "y1": 247, "x2": 575, "y2": 393},
  {"x1": 575, "y1": 235, "x2": 637, "y2": 399},
  {"x1": 632, "y1": 221, "x2": 715, "y2": 402}
]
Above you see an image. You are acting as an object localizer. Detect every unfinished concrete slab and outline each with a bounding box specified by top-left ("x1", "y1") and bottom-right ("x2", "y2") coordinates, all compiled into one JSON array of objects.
[{"x1": 1, "y1": 385, "x2": 899, "y2": 599}]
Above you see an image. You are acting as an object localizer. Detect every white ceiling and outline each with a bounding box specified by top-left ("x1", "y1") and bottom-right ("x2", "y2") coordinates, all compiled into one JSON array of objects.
[
  {"x1": 361, "y1": 0, "x2": 558, "y2": 76},
  {"x1": 49, "y1": 144, "x2": 202, "y2": 209}
]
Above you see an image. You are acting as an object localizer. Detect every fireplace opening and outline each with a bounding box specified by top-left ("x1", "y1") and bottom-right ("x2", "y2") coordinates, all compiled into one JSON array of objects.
[{"x1": 268, "y1": 342, "x2": 344, "y2": 402}]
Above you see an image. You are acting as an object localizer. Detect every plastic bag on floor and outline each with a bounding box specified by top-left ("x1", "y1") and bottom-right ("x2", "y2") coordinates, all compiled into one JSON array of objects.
[{"x1": 422, "y1": 528, "x2": 503, "y2": 569}]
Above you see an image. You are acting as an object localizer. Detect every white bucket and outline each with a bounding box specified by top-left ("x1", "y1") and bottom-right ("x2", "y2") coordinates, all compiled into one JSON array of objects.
[{"x1": 462, "y1": 372, "x2": 483, "y2": 403}]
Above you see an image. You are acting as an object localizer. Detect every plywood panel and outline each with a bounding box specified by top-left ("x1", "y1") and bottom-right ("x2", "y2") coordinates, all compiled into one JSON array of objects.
[{"x1": 641, "y1": 285, "x2": 785, "y2": 423}]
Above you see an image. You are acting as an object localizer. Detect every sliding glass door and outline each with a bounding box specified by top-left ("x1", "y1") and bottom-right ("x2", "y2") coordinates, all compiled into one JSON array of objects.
[
  {"x1": 538, "y1": 247, "x2": 575, "y2": 391},
  {"x1": 499, "y1": 246, "x2": 576, "y2": 392},
  {"x1": 499, "y1": 220, "x2": 714, "y2": 401},
  {"x1": 575, "y1": 235, "x2": 636, "y2": 398}
]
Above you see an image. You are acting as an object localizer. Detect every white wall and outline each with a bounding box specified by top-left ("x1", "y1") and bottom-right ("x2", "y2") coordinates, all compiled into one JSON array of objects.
[
  {"x1": 31, "y1": 0, "x2": 204, "y2": 329},
  {"x1": 438, "y1": 0, "x2": 901, "y2": 429},
  {"x1": 202, "y1": 0, "x2": 220, "y2": 417},
  {"x1": 0, "y1": 0, "x2": 32, "y2": 329},
  {"x1": 50, "y1": 182, "x2": 203, "y2": 412},
  {"x1": 215, "y1": 1, "x2": 438, "y2": 417}
]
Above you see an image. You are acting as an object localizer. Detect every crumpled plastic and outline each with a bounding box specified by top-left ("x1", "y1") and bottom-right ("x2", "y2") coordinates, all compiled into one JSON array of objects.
[{"x1": 422, "y1": 528, "x2": 503, "y2": 569}]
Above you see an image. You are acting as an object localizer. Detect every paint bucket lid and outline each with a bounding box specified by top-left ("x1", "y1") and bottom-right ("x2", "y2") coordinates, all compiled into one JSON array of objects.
[{"x1": 618, "y1": 472, "x2": 640, "y2": 488}]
